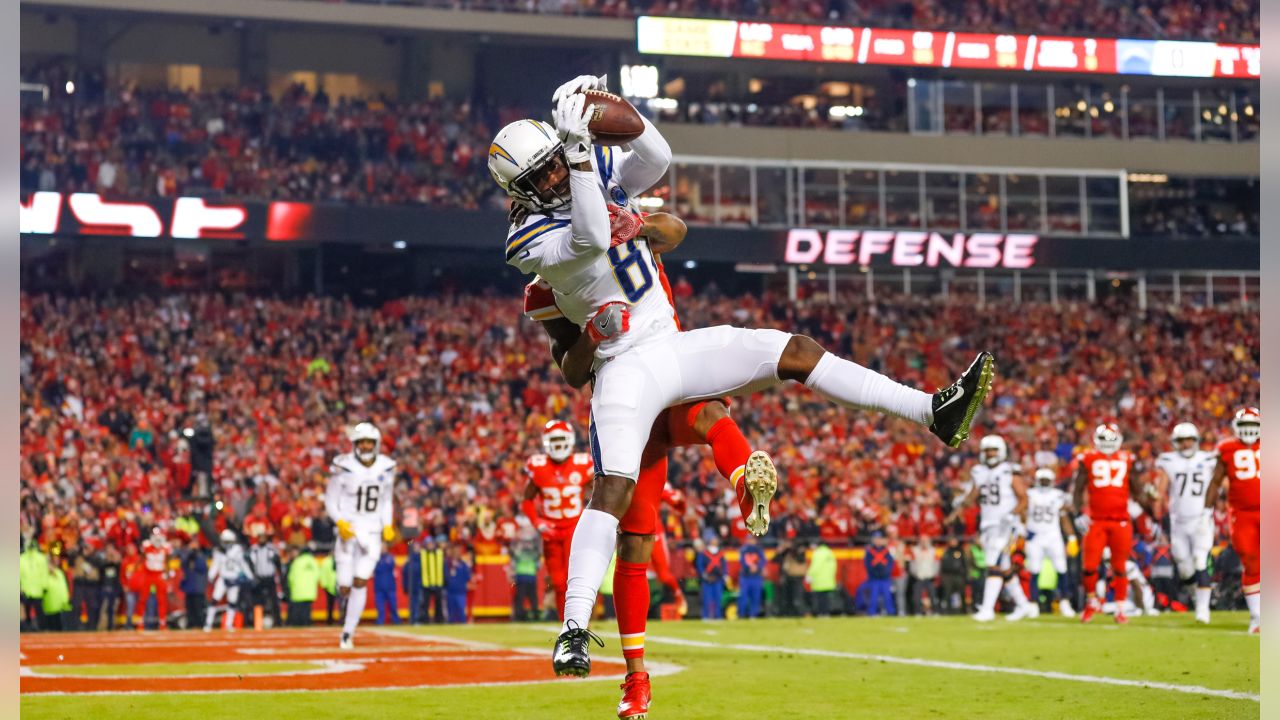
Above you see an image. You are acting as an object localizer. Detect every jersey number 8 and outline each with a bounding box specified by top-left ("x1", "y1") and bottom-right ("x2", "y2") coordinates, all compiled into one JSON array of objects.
[{"x1": 607, "y1": 240, "x2": 653, "y2": 302}]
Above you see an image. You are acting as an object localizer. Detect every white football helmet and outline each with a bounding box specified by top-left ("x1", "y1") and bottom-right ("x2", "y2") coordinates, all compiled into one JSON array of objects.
[
  {"x1": 542, "y1": 420, "x2": 575, "y2": 463},
  {"x1": 1034, "y1": 467, "x2": 1056, "y2": 488},
  {"x1": 219, "y1": 529, "x2": 237, "y2": 547},
  {"x1": 1170, "y1": 422, "x2": 1200, "y2": 458},
  {"x1": 1094, "y1": 423, "x2": 1123, "y2": 454},
  {"x1": 979, "y1": 435, "x2": 1007, "y2": 467},
  {"x1": 488, "y1": 119, "x2": 570, "y2": 212},
  {"x1": 349, "y1": 422, "x2": 381, "y2": 464},
  {"x1": 1231, "y1": 407, "x2": 1260, "y2": 445}
]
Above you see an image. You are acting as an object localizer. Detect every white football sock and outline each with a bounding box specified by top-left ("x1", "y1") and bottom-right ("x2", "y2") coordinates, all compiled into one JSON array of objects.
[
  {"x1": 1246, "y1": 592, "x2": 1261, "y2": 621},
  {"x1": 225, "y1": 609, "x2": 238, "y2": 630},
  {"x1": 343, "y1": 586, "x2": 368, "y2": 636},
  {"x1": 561, "y1": 509, "x2": 620, "y2": 633},
  {"x1": 804, "y1": 352, "x2": 933, "y2": 425},
  {"x1": 204, "y1": 605, "x2": 217, "y2": 629},
  {"x1": 1195, "y1": 587, "x2": 1211, "y2": 616},
  {"x1": 1006, "y1": 577, "x2": 1031, "y2": 608},
  {"x1": 980, "y1": 576, "x2": 1003, "y2": 613}
]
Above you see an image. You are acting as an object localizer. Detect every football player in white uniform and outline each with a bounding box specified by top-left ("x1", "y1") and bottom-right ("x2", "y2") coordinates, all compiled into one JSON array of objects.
[
  {"x1": 326, "y1": 422, "x2": 396, "y2": 649},
  {"x1": 946, "y1": 435, "x2": 1035, "y2": 622},
  {"x1": 1154, "y1": 422, "x2": 1217, "y2": 623},
  {"x1": 491, "y1": 73, "x2": 996, "y2": 677},
  {"x1": 1024, "y1": 468, "x2": 1077, "y2": 617},
  {"x1": 204, "y1": 529, "x2": 250, "y2": 631}
]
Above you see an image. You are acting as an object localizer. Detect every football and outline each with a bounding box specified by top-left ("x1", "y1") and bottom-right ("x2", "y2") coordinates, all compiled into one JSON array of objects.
[{"x1": 582, "y1": 89, "x2": 645, "y2": 145}]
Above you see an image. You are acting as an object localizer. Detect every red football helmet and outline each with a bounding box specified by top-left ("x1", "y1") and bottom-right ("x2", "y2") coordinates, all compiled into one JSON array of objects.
[
  {"x1": 1094, "y1": 422, "x2": 1123, "y2": 454},
  {"x1": 1231, "y1": 407, "x2": 1260, "y2": 445},
  {"x1": 542, "y1": 420, "x2": 575, "y2": 462}
]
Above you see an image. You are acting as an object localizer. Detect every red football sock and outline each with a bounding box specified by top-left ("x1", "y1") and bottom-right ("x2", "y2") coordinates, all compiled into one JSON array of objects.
[
  {"x1": 1111, "y1": 575, "x2": 1129, "y2": 604},
  {"x1": 614, "y1": 560, "x2": 650, "y2": 660},
  {"x1": 705, "y1": 416, "x2": 753, "y2": 518}
]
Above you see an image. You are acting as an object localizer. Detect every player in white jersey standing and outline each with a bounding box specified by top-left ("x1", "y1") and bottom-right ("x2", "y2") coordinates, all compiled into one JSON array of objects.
[
  {"x1": 1024, "y1": 467, "x2": 1077, "y2": 617},
  {"x1": 946, "y1": 435, "x2": 1035, "y2": 622},
  {"x1": 1154, "y1": 422, "x2": 1217, "y2": 623},
  {"x1": 204, "y1": 529, "x2": 249, "y2": 631},
  {"x1": 326, "y1": 422, "x2": 397, "y2": 649},
  {"x1": 490, "y1": 73, "x2": 996, "y2": 677}
]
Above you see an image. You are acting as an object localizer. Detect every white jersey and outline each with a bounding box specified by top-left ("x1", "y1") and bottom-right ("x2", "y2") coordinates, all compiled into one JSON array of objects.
[
  {"x1": 1026, "y1": 486, "x2": 1068, "y2": 538},
  {"x1": 971, "y1": 462, "x2": 1018, "y2": 530},
  {"x1": 209, "y1": 544, "x2": 249, "y2": 583},
  {"x1": 506, "y1": 126, "x2": 678, "y2": 363},
  {"x1": 1157, "y1": 450, "x2": 1218, "y2": 521},
  {"x1": 326, "y1": 453, "x2": 396, "y2": 532}
]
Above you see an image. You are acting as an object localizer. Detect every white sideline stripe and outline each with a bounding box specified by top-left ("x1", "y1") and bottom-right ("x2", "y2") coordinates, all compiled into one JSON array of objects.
[
  {"x1": 23, "y1": 659, "x2": 364, "y2": 680},
  {"x1": 644, "y1": 635, "x2": 1259, "y2": 703}
]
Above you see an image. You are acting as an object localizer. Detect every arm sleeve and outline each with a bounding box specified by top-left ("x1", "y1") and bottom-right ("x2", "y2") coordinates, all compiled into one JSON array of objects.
[
  {"x1": 380, "y1": 476, "x2": 395, "y2": 528},
  {"x1": 568, "y1": 169, "x2": 611, "y2": 256},
  {"x1": 615, "y1": 116, "x2": 671, "y2": 196},
  {"x1": 325, "y1": 472, "x2": 344, "y2": 523}
]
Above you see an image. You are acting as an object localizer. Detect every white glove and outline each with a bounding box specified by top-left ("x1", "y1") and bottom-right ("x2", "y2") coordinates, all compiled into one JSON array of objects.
[
  {"x1": 553, "y1": 92, "x2": 594, "y2": 165},
  {"x1": 552, "y1": 74, "x2": 607, "y2": 105},
  {"x1": 1074, "y1": 514, "x2": 1092, "y2": 535}
]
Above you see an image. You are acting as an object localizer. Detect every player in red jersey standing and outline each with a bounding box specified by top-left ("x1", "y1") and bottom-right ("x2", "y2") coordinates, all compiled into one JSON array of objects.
[
  {"x1": 1205, "y1": 407, "x2": 1261, "y2": 634},
  {"x1": 135, "y1": 528, "x2": 171, "y2": 630},
  {"x1": 1072, "y1": 423, "x2": 1153, "y2": 624},
  {"x1": 521, "y1": 420, "x2": 595, "y2": 621}
]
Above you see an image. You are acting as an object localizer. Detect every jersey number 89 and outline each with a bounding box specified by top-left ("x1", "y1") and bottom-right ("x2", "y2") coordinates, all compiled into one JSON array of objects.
[{"x1": 607, "y1": 240, "x2": 653, "y2": 302}]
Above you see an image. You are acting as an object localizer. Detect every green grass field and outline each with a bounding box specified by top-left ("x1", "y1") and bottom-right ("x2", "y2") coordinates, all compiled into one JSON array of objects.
[{"x1": 22, "y1": 613, "x2": 1259, "y2": 720}]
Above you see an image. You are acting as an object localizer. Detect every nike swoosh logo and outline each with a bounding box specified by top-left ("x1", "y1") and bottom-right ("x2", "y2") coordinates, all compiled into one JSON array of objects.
[{"x1": 936, "y1": 385, "x2": 966, "y2": 411}]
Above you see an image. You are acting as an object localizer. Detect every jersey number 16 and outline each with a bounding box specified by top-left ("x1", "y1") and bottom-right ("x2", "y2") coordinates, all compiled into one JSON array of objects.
[{"x1": 356, "y1": 485, "x2": 380, "y2": 513}]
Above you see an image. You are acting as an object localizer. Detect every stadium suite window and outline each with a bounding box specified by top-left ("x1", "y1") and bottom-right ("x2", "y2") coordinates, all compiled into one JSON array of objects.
[
  {"x1": 1089, "y1": 83, "x2": 1124, "y2": 140},
  {"x1": 1126, "y1": 85, "x2": 1159, "y2": 140},
  {"x1": 1014, "y1": 84, "x2": 1049, "y2": 137},
  {"x1": 1161, "y1": 88, "x2": 1197, "y2": 141},
  {"x1": 1045, "y1": 176, "x2": 1084, "y2": 234},
  {"x1": 842, "y1": 169, "x2": 882, "y2": 227},
  {"x1": 674, "y1": 163, "x2": 716, "y2": 225},
  {"x1": 1236, "y1": 89, "x2": 1259, "y2": 141},
  {"x1": 964, "y1": 173, "x2": 1000, "y2": 231},
  {"x1": 924, "y1": 172, "x2": 961, "y2": 230},
  {"x1": 1005, "y1": 174, "x2": 1043, "y2": 233},
  {"x1": 1053, "y1": 82, "x2": 1090, "y2": 139},
  {"x1": 884, "y1": 170, "x2": 922, "y2": 229},
  {"x1": 979, "y1": 83, "x2": 1013, "y2": 136},
  {"x1": 718, "y1": 165, "x2": 752, "y2": 226},
  {"x1": 803, "y1": 168, "x2": 841, "y2": 227},
  {"x1": 1198, "y1": 87, "x2": 1234, "y2": 143},
  {"x1": 943, "y1": 81, "x2": 976, "y2": 135},
  {"x1": 756, "y1": 167, "x2": 790, "y2": 227},
  {"x1": 1085, "y1": 177, "x2": 1122, "y2": 235}
]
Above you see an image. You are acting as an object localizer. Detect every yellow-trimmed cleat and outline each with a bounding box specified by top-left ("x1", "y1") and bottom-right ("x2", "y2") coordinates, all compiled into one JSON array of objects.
[{"x1": 743, "y1": 451, "x2": 778, "y2": 537}]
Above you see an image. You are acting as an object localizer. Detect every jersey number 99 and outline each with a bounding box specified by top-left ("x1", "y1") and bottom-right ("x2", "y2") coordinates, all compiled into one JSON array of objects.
[{"x1": 607, "y1": 240, "x2": 653, "y2": 302}]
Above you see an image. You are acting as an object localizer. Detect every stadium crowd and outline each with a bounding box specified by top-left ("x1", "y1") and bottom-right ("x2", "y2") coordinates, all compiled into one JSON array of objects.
[
  {"x1": 19, "y1": 286, "x2": 1258, "y2": 627},
  {"x1": 353, "y1": 0, "x2": 1258, "y2": 44}
]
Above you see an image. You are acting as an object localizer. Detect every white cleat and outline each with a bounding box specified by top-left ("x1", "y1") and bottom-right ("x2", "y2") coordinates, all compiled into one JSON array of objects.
[
  {"x1": 1248, "y1": 618, "x2": 1260, "y2": 635},
  {"x1": 1006, "y1": 604, "x2": 1034, "y2": 622},
  {"x1": 743, "y1": 451, "x2": 778, "y2": 537},
  {"x1": 1026, "y1": 603, "x2": 1040, "y2": 619},
  {"x1": 1195, "y1": 613, "x2": 1210, "y2": 625},
  {"x1": 340, "y1": 632, "x2": 354, "y2": 650},
  {"x1": 972, "y1": 609, "x2": 996, "y2": 623},
  {"x1": 1059, "y1": 599, "x2": 1076, "y2": 618}
]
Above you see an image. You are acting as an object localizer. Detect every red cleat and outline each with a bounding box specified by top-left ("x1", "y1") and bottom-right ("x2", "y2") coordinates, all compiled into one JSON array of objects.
[
  {"x1": 617, "y1": 671, "x2": 651, "y2": 720},
  {"x1": 1114, "y1": 612, "x2": 1129, "y2": 625},
  {"x1": 1080, "y1": 602, "x2": 1099, "y2": 624}
]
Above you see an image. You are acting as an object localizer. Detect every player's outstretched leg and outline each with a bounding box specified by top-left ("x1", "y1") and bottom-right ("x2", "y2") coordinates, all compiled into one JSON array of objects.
[
  {"x1": 778, "y1": 336, "x2": 995, "y2": 449},
  {"x1": 341, "y1": 581, "x2": 368, "y2": 649},
  {"x1": 742, "y1": 451, "x2": 778, "y2": 537},
  {"x1": 686, "y1": 401, "x2": 777, "y2": 537},
  {"x1": 615, "y1": 534, "x2": 654, "y2": 719}
]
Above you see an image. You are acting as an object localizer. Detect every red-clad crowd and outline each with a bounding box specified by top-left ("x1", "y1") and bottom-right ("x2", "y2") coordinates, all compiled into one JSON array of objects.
[
  {"x1": 349, "y1": 0, "x2": 1259, "y2": 44},
  {"x1": 20, "y1": 83, "x2": 517, "y2": 208},
  {"x1": 21, "y1": 287, "x2": 1258, "y2": 568}
]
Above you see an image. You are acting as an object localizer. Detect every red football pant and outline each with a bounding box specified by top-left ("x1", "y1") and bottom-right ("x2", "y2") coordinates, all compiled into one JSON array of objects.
[
  {"x1": 1231, "y1": 510, "x2": 1260, "y2": 589},
  {"x1": 1082, "y1": 519, "x2": 1132, "y2": 603},
  {"x1": 614, "y1": 560, "x2": 650, "y2": 660},
  {"x1": 543, "y1": 533, "x2": 573, "y2": 620},
  {"x1": 134, "y1": 570, "x2": 168, "y2": 625}
]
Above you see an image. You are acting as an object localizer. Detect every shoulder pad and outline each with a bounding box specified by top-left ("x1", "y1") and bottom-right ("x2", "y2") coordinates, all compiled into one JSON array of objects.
[
  {"x1": 523, "y1": 277, "x2": 564, "y2": 322},
  {"x1": 506, "y1": 216, "x2": 571, "y2": 261},
  {"x1": 528, "y1": 454, "x2": 549, "y2": 468},
  {"x1": 573, "y1": 452, "x2": 593, "y2": 466},
  {"x1": 374, "y1": 455, "x2": 397, "y2": 473},
  {"x1": 331, "y1": 454, "x2": 358, "y2": 474}
]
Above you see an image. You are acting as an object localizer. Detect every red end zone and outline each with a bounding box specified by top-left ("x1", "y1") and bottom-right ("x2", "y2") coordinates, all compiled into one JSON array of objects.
[{"x1": 21, "y1": 628, "x2": 628, "y2": 695}]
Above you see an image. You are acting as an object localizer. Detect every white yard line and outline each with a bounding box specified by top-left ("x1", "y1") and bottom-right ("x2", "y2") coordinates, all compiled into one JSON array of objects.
[{"x1": 643, "y1": 634, "x2": 1259, "y2": 703}]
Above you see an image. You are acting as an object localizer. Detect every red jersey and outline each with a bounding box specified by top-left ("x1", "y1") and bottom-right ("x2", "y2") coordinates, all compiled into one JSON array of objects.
[
  {"x1": 1075, "y1": 449, "x2": 1135, "y2": 521},
  {"x1": 141, "y1": 539, "x2": 169, "y2": 573},
  {"x1": 1216, "y1": 437, "x2": 1261, "y2": 512},
  {"x1": 525, "y1": 452, "x2": 594, "y2": 533}
]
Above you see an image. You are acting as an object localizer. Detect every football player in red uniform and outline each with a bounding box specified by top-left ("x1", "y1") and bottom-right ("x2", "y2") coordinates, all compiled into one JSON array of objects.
[
  {"x1": 1205, "y1": 407, "x2": 1261, "y2": 634},
  {"x1": 526, "y1": 210, "x2": 774, "y2": 718},
  {"x1": 1072, "y1": 423, "x2": 1154, "y2": 624},
  {"x1": 521, "y1": 420, "x2": 595, "y2": 620},
  {"x1": 136, "y1": 528, "x2": 172, "y2": 630}
]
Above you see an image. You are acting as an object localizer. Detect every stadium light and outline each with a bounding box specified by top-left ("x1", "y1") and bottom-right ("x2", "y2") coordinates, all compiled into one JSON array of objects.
[
  {"x1": 620, "y1": 65, "x2": 660, "y2": 99},
  {"x1": 65, "y1": 81, "x2": 75, "y2": 95}
]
